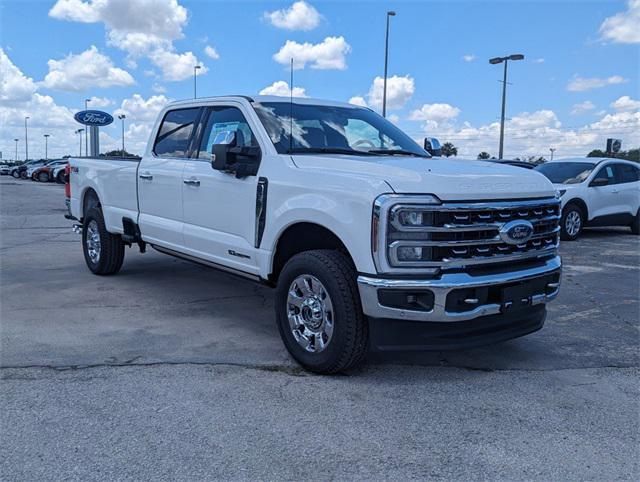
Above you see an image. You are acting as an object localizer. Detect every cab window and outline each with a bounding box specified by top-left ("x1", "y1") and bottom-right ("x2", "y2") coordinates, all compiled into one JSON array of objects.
[
  {"x1": 197, "y1": 106, "x2": 258, "y2": 160},
  {"x1": 591, "y1": 165, "x2": 616, "y2": 185},
  {"x1": 153, "y1": 108, "x2": 200, "y2": 158},
  {"x1": 614, "y1": 163, "x2": 640, "y2": 184}
]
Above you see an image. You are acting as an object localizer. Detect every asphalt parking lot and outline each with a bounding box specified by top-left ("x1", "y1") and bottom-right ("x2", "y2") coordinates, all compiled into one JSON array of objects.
[{"x1": 1, "y1": 177, "x2": 638, "y2": 480}]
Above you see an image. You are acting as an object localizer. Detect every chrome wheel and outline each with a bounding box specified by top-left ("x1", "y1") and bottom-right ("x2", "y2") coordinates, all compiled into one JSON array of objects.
[
  {"x1": 86, "y1": 220, "x2": 101, "y2": 264},
  {"x1": 565, "y1": 210, "x2": 581, "y2": 237},
  {"x1": 287, "y1": 275, "x2": 334, "y2": 353}
]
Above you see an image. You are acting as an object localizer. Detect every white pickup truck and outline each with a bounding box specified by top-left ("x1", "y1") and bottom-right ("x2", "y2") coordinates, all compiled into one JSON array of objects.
[{"x1": 68, "y1": 95, "x2": 562, "y2": 374}]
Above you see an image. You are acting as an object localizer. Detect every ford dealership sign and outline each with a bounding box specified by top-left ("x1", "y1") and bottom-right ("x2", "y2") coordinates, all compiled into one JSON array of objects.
[{"x1": 74, "y1": 110, "x2": 114, "y2": 127}]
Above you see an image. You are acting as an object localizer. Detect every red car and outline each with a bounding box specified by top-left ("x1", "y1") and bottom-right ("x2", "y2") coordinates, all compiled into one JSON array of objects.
[{"x1": 31, "y1": 160, "x2": 68, "y2": 182}]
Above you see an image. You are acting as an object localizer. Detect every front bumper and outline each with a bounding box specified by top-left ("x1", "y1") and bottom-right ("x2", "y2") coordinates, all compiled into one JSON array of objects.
[{"x1": 357, "y1": 255, "x2": 561, "y2": 323}]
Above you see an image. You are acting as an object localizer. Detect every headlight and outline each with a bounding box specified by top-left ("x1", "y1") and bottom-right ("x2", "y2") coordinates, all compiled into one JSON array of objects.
[{"x1": 372, "y1": 194, "x2": 441, "y2": 273}]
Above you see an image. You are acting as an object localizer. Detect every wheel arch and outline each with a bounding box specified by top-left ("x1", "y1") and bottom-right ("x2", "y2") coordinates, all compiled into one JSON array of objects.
[
  {"x1": 564, "y1": 198, "x2": 589, "y2": 220},
  {"x1": 81, "y1": 187, "x2": 101, "y2": 221},
  {"x1": 268, "y1": 222, "x2": 356, "y2": 285}
]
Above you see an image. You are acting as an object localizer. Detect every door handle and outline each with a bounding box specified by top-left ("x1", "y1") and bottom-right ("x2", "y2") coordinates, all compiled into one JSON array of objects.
[
  {"x1": 139, "y1": 172, "x2": 153, "y2": 180},
  {"x1": 183, "y1": 179, "x2": 200, "y2": 186}
]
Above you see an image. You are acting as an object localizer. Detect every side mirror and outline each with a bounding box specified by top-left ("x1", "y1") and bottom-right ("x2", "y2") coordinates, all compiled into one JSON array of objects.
[
  {"x1": 211, "y1": 131, "x2": 261, "y2": 178},
  {"x1": 589, "y1": 177, "x2": 609, "y2": 187},
  {"x1": 424, "y1": 137, "x2": 442, "y2": 157}
]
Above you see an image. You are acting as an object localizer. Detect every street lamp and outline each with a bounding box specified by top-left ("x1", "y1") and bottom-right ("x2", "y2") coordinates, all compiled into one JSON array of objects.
[
  {"x1": 194, "y1": 65, "x2": 201, "y2": 98},
  {"x1": 44, "y1": 134, "x2": 50, "y2": 160},
  {"x1": 14, "y1": 138, "x2": 19, "y2": 162},
  {"x1": 382, "y1": 10, "x2": 396, "y2": 118},
  {"x1": 85, "y1": 98, "x2": 91, "y2": 157},
  {"x1": 489, "y1": 53, "x2": 524, "y2": 159},
  {"x1": 549, "y1": 147, "x2": 556, "y2": 161},
  {"x1": 75, "y1": 129, "x2": 84, "y2": 157},
  {"x1": 118, "y1": 114, "x2": 126, "y2": 157},
  {"x1": 24, "y1": 116, "x2": 30, "y2": 161}
]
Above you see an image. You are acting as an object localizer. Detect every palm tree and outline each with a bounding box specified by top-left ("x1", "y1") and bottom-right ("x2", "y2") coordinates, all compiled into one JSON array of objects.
[
  {"x1": 477, "y1": 151, "x2": 491, "y2": 160},
  {"x1": 441, "y1": 142, "x2": 458, "y2": 157}
]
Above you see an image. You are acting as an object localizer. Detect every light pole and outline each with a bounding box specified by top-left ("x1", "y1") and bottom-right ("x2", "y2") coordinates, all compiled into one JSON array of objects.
[
  {"x1": 194, "y1": 65, "x2": 201, "y2": 98},
  {"x1": 84, "y1": 98, "x2": 91, "y2": 157},
  {"x1": 549, "y1": 147, "x2": 555, "y2": 161},
  {"x1": 118, "y1": 114, "x2": 126, "y2": 157},
  {"x1": 382, "y1": 10, "x2": 396, "y2": 118},
  {"x1": 489, "y1": 53, "x2": 524, "y2": 159},
  {"x1": 44, "y1": 134, "x2": 50, "y2": 160},
  {"x1": 24, "y1": 116, "x2": 30, "y2": 161},
  {"x1": 76, "y1": 129, "x2": 84, "y2": 157},
  {"x1": 14, "y1": 138, "x2": 19, "y2": 162}
]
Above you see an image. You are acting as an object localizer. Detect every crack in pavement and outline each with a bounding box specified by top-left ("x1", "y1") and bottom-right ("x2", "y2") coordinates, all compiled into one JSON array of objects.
[{"x1": 1, "y1": 360, "x2": 637, "y2": 378}]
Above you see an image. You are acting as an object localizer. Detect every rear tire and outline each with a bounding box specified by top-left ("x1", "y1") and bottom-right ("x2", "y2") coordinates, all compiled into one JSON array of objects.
[
  {"x1": 82, "y1": 207, "x2": 125, "y2": 275},
  {"x1": 631, "y1": 210, "x2": 639, "y2": 235},
  {"x1": 56, "y1": 171, "x2": 66, "y2": 184},
  {"x1": 38, "y1": 172, "x2": 49, "y2": 182},
  {"x1": 275, "y1": 250, "x2": 368, "y2": 374},
  {"x1": 11, "y1": 171, "x2": 20, "y2": 179},
  {"x1": 560, "y1": 203, "x2": 584, "y2": 241}
]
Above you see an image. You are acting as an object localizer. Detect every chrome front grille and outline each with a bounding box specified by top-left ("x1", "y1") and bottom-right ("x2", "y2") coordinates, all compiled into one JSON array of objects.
[{"x1": 374, "y1": 196, "x2": 561, "y2": 274}]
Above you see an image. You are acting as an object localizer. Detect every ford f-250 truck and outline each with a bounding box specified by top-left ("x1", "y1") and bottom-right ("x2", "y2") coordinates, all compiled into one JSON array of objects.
[{"x1": 67, "y1": 95, "x2": 562, "y2": 374}]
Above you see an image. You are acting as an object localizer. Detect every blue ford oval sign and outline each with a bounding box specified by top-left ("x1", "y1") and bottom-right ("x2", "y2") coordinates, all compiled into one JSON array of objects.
[
  {"x1": 74, "y1": 110, "x2": 114, "y2": 127},
  {"x1": 499, "y1": 220, "x2": 534, "y2": 245}
]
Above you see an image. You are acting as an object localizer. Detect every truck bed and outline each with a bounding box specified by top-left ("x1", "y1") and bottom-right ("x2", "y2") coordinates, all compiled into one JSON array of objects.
[{"x1": 68, "y1": 156, "x2": 141, "y2": 235}]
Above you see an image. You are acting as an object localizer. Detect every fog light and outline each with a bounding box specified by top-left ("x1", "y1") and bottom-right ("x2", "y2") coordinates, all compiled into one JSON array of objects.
[{"x1": 397, "y1": 246, "x2": 423, "y2": 261}]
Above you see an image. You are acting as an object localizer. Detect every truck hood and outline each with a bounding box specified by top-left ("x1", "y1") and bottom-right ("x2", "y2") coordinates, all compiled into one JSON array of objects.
[{"x1": 292, "y1": 155, "x2": 556, "y2": 201}]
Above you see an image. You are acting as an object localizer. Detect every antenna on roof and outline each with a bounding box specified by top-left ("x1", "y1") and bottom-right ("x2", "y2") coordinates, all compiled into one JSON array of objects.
[{"x1": 289, "y1": 58, "x2": 294, "y2": 153}]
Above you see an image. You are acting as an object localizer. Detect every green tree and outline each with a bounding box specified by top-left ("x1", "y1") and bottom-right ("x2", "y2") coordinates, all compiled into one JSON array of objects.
[
  {"x1": 441, "y1": 142, "x2": 458, "y2": 157},
  {"x1": 477, "y1": 151, "x2": 491, "y2": 160},
  {"x1": 587, "y1": 148, "x2": 640, "y2": 162},
  {"x1": 103, "y1": 149, "x2": 136, "y2": 157}
]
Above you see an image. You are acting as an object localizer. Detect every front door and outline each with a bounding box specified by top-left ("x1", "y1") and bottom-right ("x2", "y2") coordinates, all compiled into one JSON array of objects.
[
  {"x1": 587, "y1": 164, "x2": 624, "y2": 219},
  {"x1": 138, "y1": 107, "x2": 200, "y2": 249},
  {"x1": 181, "y1": 104, "x2": 262, "y2": 275}
]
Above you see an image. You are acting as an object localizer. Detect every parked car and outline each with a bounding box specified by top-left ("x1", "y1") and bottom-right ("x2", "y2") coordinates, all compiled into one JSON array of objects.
[
  {"x1": 10, "y1": 160, "x2": 41, "y2": 178},
  {"x1": 53, "y1": 164, "x2": 68, "y2": 183},
  {"x1": 67, "y1": 95, "x2": 562, "y2": 374},
  {"x1": 535, "y1": 157, "x2": 640, "y2": 240},
  {"x1": 31, "y1": 160, "x2": 68, "y2": 182},
  {"x1": 0, "y1": 164, "x2": 11, "y2": 175}
]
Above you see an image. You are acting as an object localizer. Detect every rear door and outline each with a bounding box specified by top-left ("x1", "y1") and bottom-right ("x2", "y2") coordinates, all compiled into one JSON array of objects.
[
  {"x1": 138, "y1": 107, "x2": 200, "y2": 249},
  {"x1": 612, "y1": 163, "x2": 640, "y2": 215},
  {"x1": 181, "y1": 104, "x2": 262, "y2": 274}
]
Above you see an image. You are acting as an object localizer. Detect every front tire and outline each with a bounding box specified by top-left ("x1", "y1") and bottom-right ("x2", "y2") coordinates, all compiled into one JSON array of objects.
[
  {"x1": 560, "y1": 203, "x2": 584, "y2": 241},
  {"x1": 275, "y1": 250, "x2": 368, "y2": 374},
  {"x1": 11, "y1": 170, "x2": 20, "y2": 179},
  {"x1": 38, "y1": 172, "x2": 49, "y2": 182},
  {"x1": 631, "y1": 210, "x2": 640, "y2": 235},
  {"x1": 82, "y1": 207, "x2": 125, "y2": 275}
]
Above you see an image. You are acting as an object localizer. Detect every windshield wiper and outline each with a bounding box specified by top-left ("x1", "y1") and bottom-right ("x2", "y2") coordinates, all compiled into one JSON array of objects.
[
  {"x1": 367, "y1": 149, "x2": 430, "y2": 158},
  {"x1": 287, "y1": 147, "x2": 381, "y2": 156}
]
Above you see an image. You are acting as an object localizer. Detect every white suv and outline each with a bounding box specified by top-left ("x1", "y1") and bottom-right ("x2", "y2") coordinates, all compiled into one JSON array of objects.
[{"x1": 536, "y1": 157, "x2": 640, "y2": 240}]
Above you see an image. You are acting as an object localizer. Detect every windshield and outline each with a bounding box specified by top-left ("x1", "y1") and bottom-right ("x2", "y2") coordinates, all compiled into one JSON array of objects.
[
  {"x1": 252, "y1": 102, "x2": 429, "y2": 157},
  {"x1": 535, "y1": 162, "x2": 596, "y2": 184}
]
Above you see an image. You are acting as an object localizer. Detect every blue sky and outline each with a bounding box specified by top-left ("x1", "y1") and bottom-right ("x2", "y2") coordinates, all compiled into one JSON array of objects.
[{"x1": 1, "y1": 0, "x2": 638, "y2": 159}]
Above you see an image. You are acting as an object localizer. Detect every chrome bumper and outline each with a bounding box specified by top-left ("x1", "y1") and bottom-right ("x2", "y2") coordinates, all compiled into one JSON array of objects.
[{"x1": 357, "y1": 256, "x2": 561, "y2": 323}]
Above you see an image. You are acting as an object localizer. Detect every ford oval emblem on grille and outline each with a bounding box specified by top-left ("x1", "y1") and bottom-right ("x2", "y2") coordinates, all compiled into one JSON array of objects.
[{"x1": 499, "y1": 220, "x2": 534, "y2": 245}]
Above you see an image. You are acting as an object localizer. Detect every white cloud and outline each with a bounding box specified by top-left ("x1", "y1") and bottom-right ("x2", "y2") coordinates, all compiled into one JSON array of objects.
[
  {"x1": 348, "y1": 96, "x2": 368, "y2": 107},
  {"x1": 265, "y1": 1, "x2": 321, "y2": 31},
  {"x1": 259, "y1": 81, "x2": 307, "y2": 98},
  {"x1": 49, "y1": 0, "x2": 205, "y2": 82},
  {"x1": 409, "y1": 103, "x2": 461, "y2": 122},
  {"x1": 611, "y1": 95, "x2": 640, "y2": 112},
  {"x1": 115, "y1": 94, "x2": 171, "y2": 122},
  {"x1": 366, "y1": 75, "x2": 415, "y2": 110},
  {"x1": 273, "y1": 36, "x2": 351, "y2": 70},
  {"x1": 41, "y1": 46, "x2": 134, "y2": 92},
  {"x1": 462, "y1": 54, "x2": 476, "y2": 62},
  {"x1": 533, "y1": 58, "x2": 545, "y2": 64},
  {"x1": 570, "y1": 101, "x2": 595, "y2": 115},
  {"x1": 599, "y1": 0, "x2": 640, "y2": 44},
  {"x1": 148, "y1": 50, "x2": 208, "y2": 82},
  {"x1": 387, "y1": 114, "x2": 400, "y2": 124},
  {"x1": 151, "y1": 83, "x2": 166, "y2": 94},
  {"x1": 567, "y1": 75, "x2": 628, "y2": 92},
  {"x1": 0, "y1": 48, "x2": 37, "y2": 104},
  {"x1": 204, "y1": 45, "x2": 220, "y2": 60}
]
